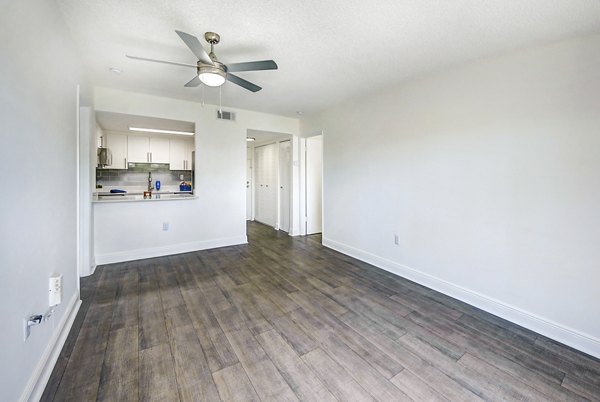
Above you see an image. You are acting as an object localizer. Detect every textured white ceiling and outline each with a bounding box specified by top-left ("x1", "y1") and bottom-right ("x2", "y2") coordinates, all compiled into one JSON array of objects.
[{"x1": 56, "y1": 0, "x2": 600, "y2": 117}]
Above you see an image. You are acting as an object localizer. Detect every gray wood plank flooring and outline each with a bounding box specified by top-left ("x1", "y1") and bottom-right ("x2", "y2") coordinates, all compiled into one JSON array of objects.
[{"x1": 42, "y1": 222, "x2": 600, "y2": 401}]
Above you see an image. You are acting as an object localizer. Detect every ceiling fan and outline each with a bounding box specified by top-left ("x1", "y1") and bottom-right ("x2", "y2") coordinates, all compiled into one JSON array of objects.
[{"x1": 126, "y1": 30, "x2": 277, "y2": 92}]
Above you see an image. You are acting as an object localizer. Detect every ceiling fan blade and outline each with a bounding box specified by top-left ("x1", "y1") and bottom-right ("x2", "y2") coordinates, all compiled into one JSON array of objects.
[
  {"x1": 175, "y1": 30, "x2": 213, "y2": 65},
  {"x1": 184, "y1": 75, "x2": 201, "y2": 87},
  {"x1": 226, "y1": 60, "x2": 278, "y2": 72},
  {"x1": 226, "y1": 73, "x2": 262, "y2": 92},
  {"x1": 126, "y1": 54, "x2": 197, "y2": 68}
]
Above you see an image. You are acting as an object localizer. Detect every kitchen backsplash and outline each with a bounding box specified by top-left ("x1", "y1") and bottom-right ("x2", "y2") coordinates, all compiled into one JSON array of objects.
[{"x1": 96, "y1": 163, "x2": 192, "y2": 188}]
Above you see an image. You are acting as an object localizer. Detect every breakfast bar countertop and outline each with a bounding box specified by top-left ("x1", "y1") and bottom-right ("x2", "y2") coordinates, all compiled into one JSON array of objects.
[{"x1": 92, "y1": 188, "x2": 196, "y2": 203}]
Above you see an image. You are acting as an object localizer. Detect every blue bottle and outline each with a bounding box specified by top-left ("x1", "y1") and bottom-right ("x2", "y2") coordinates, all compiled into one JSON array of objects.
[{"x1": 155, "y1": 180, "x2": 161, "y2": 191}]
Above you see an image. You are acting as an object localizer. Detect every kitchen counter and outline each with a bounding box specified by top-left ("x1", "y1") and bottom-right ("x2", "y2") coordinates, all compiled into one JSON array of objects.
[{"x1": 92, "y1": 191, "x2": 196, "y2": 203}]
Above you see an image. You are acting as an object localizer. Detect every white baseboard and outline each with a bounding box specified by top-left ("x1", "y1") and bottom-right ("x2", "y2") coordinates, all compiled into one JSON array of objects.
[
  {"x1": 80, "y1": 263, "x2": 97, "y2": 278},
  {"x1": 323, "y1": 237, "x2": 600, "y2": 359},
  {"x1": 20, "y1": 294, "x2": 81, "y2": 402},
  {"x1": 95, "y1": 235, "x2": 248, "y2": 265}
]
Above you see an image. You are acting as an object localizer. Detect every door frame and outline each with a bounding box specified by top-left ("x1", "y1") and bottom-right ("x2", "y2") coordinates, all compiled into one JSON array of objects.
[
  {"x1": 278, "y1": 140, "x2": 292, "y2": 233},
  {"x1": 300, "y1": 131, "x2": 324, "y2": 236}
]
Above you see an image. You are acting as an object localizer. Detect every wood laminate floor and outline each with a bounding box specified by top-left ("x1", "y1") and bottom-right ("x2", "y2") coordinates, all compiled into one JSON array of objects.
[{"x1": 42, "y1": 222, "x2": 600, "y2": 401}]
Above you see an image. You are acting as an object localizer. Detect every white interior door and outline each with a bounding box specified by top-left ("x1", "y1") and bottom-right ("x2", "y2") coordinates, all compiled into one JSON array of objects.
[
  {"x1": 279, "y1": 140, "x2": 291, "y2": 233},
  {"x1": 306, "y1": 135, "x2": 323, "y2": 234},
  {"x1": 254, "y1": 143, "x2": 277, "y2": 227},
  {"x1": 246, "y1": 149, "x2": 253, "y2": 220}
]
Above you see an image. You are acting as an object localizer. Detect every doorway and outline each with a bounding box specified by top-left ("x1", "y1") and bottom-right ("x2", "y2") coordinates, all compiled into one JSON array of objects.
[{"x1": 305, "y1": 135, "x2": 323, "y2": 234}]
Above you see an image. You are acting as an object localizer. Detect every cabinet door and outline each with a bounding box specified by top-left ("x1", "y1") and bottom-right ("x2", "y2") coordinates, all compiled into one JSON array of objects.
[
  {"x1": 184, "y1": 138, "x2": 194, "y2": 170},
  {"x1": 106, "y1": 133, "x2": 128, "y2": 169},
  {"x1": 149, "y1": 137, "x2": 170, "y2": 163},
  {"x1": 128, "y1": 136, "x2": 149, "y2": 163},
  {"x1": 169, "y1": 138, "x2": 186, "y2": 170}
]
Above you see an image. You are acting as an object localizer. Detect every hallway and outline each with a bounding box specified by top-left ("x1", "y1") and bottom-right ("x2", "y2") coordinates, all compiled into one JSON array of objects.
[{"x1": 42, "y1": 222, "x2": 600, "y2": 401}]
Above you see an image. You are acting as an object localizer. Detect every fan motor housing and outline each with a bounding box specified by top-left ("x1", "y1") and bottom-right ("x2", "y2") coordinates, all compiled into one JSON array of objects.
[{"x1": 197, "y1": 61, "x2": 226, "y2": 76}]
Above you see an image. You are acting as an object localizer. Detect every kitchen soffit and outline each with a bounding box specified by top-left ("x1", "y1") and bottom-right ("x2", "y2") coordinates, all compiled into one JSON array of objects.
[{"x1": 96, "y1": 111, "x2": 195, "y2": 134}]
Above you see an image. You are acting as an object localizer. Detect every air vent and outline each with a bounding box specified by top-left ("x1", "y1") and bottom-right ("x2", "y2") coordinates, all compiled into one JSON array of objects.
[{"x1": 217, "y1": 109, "x2": 235, "y2": 121}]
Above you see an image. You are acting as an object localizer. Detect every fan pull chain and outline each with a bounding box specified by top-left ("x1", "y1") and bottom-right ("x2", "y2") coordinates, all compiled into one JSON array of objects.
[
  {"x1": 201, "y1": 83, "x2": 205, "y2": 107},
  {"x1": 219, "y1": 86, "x2": 222, "y2": 113}
]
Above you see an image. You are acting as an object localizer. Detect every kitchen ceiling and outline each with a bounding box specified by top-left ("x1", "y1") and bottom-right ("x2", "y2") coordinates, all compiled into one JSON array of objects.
[{"x1": 56, "y1": 0, "x2": 600, "y2": 117}]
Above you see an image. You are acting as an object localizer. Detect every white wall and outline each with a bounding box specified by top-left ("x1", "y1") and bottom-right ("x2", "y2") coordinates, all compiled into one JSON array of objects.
[
  {"x1": 79, "y1": 107, "x2": 96, "y2": 277},
  {"x1": 0, "y1": 1, "x2": 88, "y2": 401},
  {"x1": 93, "y1": 87, "x2": 299, "y2": 263},
  {"x1": 301, "y1": 33, "x2": 600, "y2": 357}
]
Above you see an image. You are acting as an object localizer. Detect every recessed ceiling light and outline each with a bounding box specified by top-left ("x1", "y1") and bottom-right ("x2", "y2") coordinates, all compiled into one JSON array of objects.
[
  {"x1": 129, "y1": 127, "x2": 194, "y2": 136},
  {"x1": 109, "y1": 67, "x2": 123, "y2": 74},
  {"x1": 246, "y1": 137, "x2": 256, "y2": 142},
  {"x1": 296, "y1": 111, "x2": 303, "y2": 115}
]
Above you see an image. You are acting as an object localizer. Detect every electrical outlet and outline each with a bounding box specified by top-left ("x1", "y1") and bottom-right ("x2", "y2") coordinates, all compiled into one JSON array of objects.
[
  {"x1": 394, "y1": 234, "x2": 399, "y2": 245},
  {"x1": 179, "y1": 174, "x2": 184, "y2": 180},
  {"x1": 162, "y1": 222, "x2": 169, "y2": 231},
  {"x1": 49, "y1": 274, "x2": 63, "y2": 306}
]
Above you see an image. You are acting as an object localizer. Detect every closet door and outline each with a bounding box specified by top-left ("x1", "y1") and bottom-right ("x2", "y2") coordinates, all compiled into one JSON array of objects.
[
  {"x1": 254, "y1": 143, "x2": 277, "y2": 227},
  {"x1": 254, "y1": 146, "x2": 264, "y2": 222}
]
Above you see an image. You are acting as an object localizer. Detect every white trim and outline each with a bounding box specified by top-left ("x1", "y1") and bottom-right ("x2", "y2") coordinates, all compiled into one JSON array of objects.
[
  {"x1": 81, "y1": 263, "x2": 97, "y2": 278},
  {"x1": 95, "y1": 235, "x2": 248, "y2": 265},
  {"x1": 323, "y1": 237, "x2": 600, "y2": 359},
  {"x1": 75, "y1": 86, "x2": 81, "y2": 289},
  {"x1": 20, "y1": 294, "x2": 81, "y2": 402}
]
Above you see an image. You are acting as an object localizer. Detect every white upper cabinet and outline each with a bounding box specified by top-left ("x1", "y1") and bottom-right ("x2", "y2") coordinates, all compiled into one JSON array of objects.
[
  {"x1": 105, "y1": 133, "x2": 128, "y2": 169},
  {"x1": 169, "y1": 137, "x2": 194, "y2": 170},
  {"x1": 127, "y1": 136, "x2": 150, "y2": 163},
  {"x1": 149, "y1": 137, "x2": 170, "y2": 163},
  {"x1": 127, "y1": 135, "x2": 170, "y2": 163}
]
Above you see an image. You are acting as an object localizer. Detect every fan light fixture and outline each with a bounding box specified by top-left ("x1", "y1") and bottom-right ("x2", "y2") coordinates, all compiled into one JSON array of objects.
[
  {"x1": 129, "y1": 127, "x2": 194, "y2": 136},
  {"x1": 198, "y1": 65, "x2": 226, "y2": 87},
  {"x1": 246, "y1": 137, "x2": 256, "y2": 142}
]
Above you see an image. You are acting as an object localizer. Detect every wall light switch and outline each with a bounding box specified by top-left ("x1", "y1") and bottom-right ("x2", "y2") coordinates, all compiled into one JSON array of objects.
[
  {"x1": 49, "y1": 274, "x2": 63, "y2": 306},
  {"x1": 162, "y1": 222, "x2": 169, "y2": 231},
  {"x1": 394, "y1": 234, "x2": 399, "y2": 246}
]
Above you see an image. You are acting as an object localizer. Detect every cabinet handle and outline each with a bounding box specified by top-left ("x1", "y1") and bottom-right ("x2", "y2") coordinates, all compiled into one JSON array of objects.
[
  {"x1": 150, "y1": 152, "x2": 153, "y2": 163},
  {"x1": 124, "y1": 158, "x2": 127, "y2": 168},
  {"x1": 184, "y1": 160, "x2": 187, "y2": 170},
  {"x1": 146, "y1": 152, "x2": 149, "y2": 162}
]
